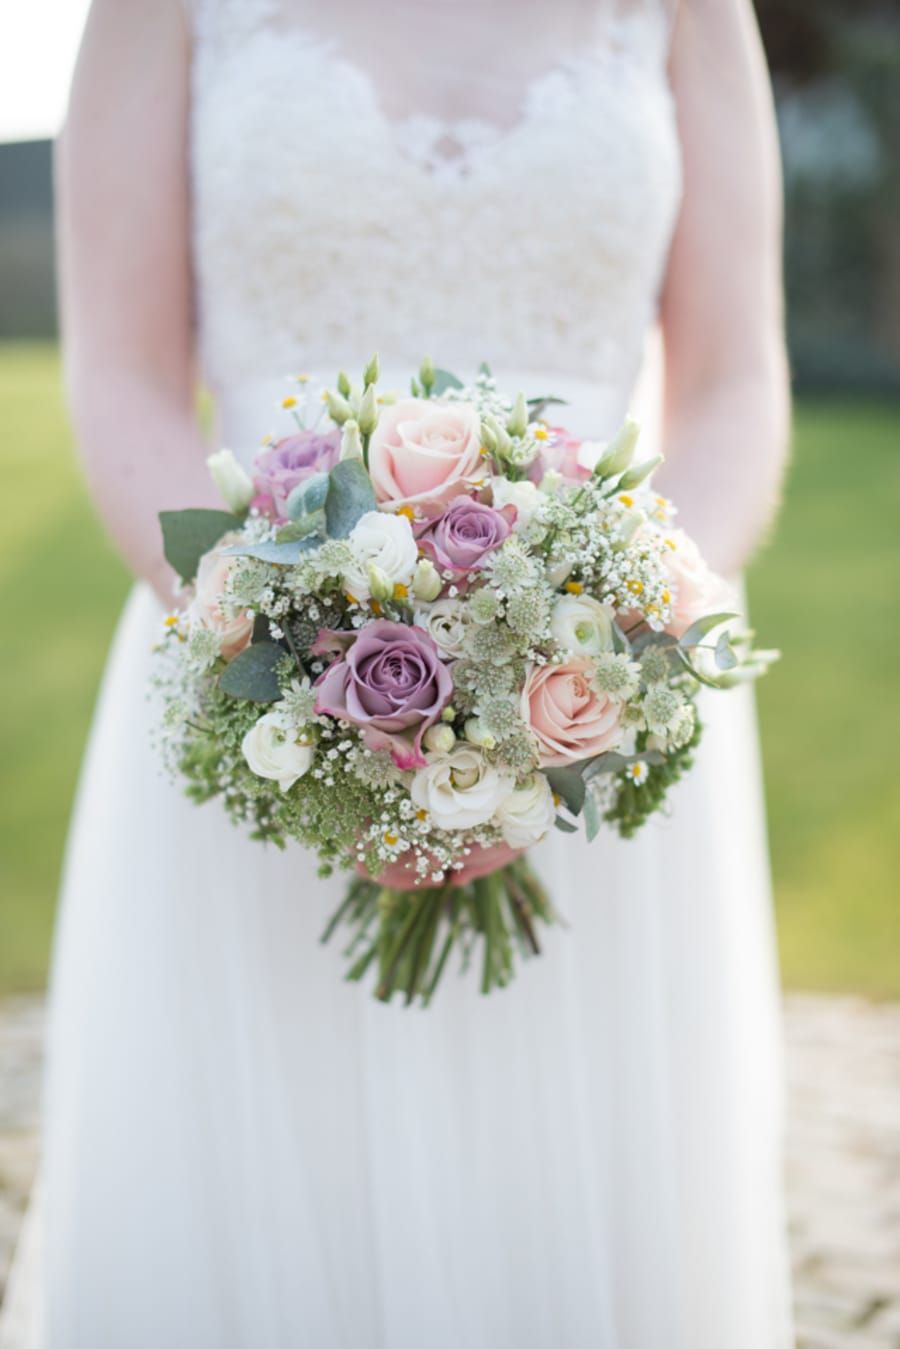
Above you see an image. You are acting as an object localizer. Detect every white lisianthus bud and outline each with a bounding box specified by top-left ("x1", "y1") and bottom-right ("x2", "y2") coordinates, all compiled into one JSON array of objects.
[
  {"x1": 551, "y1": 594, "x2": 617, "y2": 656},
  {"x1": 420, "y1": 355, "x2": 435, "y2": 394},
  {"x1": 506, "y1": 390, "x2": 529, "y2": 438},
  {"x1": 485, "y1": 414, "x2": 512, "y2": 461},
  {"x1": 539, "y1": 469, "x2": 564, "y2": 496},
  {"x1": 423, "y1": 723, "x2": 456, "y2": 754},
  {"x1": 340, "y1": 419, "x2": 364, "y2": 462},
  {"x1": 241, "y1": 712, "x2": 313, "y2": 792},
  {"x1": 337, "y1": 369, "x2": 352, "y2": 397},
  {"x1": 378, "y1": 389, "x2": 399, "y2": 405},
  {"x1": 410, "y1": 746, "x2": 514, "y2": 830},
  {"x1": 357, "y1": 384, "x2": 379, "y2": 436},
  {"x1": 490, "y1": 475, "x2": 540, "y2": 529},
  {"x1": 616, "y1": 508, "x2": 647, "y2": 546},
  {"x1": 495, "y1": 773, "x2": 556, "y2": 849},
  {"x1": 592, "y1": 416, "x2": 641, "y2": 478},
  {"x1": 463, "y1": 717, "x2": 497, "y2": 750},
  {"x1": 547, "y1": 561, "x2": 575, "y2": 588},
  {"x1": 363, "y1": 352, "x2": 380, "y2": 388},
  {"x1": 343, "y1": 510, "x2": 417, "y2": 602},
  {"x1": 206, "y1": 449, "x2": 254, "y2": 513},
  {"x1": 366, "y1": 562, "x2": 394, "y2": 603},
  {"x1": 480, "y1": 420, "x2": 498, "y2": 454},
  {"x1": 324, "y1": 389, "x2": 353, "y2": 424},
  {"x1": 412, "y1": 557, "x2": 443, "y2": 602}
]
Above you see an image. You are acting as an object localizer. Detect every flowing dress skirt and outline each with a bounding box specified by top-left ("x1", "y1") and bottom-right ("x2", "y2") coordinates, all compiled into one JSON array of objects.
[{"x1": 1, "y1": 569, "x2": 792, "y2": 1347}]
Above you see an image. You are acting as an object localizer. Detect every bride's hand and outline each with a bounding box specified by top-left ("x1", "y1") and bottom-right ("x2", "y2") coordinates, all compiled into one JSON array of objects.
[{"x1": 357, "y1": 840, "x2": 525, "y2": 892}]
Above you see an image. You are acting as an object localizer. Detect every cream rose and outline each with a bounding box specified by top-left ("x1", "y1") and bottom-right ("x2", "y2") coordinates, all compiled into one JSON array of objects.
[
  {"x1": 412, "y1": 598, "x2": 474, "y2": 660},
  {"x1": 367, "y1": 397, "x2": 484, "y2": 513},
  {"x1": 521, "y1": 658, "x2": 625, "y2": 767},
  {"x1": 495, "y1": 774, "x2": 556, "y2": 849},
  {"x1": 188, "y1": 542, "x2": 253, "y2": 662},
  {"x1": 410, "y1": 746, "x2": 515, "y2": 831},
  {"x1": 550, "y1": 594, "x2": 617, "y2": 656},
  {"x1": 662, "y1": 529, "x2": 736, "y2": 639},
  {"x1": 342, "y1": 510, "x2": 418, "y2": 602},
  {"x1": 241, "y1": 711, "x2": 314, "y2": 792}
]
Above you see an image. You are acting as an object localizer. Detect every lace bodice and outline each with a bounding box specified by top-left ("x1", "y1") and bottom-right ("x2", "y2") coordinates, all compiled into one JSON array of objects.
[{"x1": 186, "y1": 0, "x2": 682, "y2": 442}]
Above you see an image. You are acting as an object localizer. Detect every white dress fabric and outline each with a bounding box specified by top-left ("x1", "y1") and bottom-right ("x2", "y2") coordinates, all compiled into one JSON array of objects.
[{"x1": 1, "y1": 2, "x2": 793, "y2": 1345}]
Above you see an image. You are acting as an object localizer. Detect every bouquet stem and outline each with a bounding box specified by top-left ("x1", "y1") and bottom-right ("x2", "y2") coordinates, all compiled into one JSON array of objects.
[{"x1": 321, "y1": 858, "x2": 557, "y2": 1006}]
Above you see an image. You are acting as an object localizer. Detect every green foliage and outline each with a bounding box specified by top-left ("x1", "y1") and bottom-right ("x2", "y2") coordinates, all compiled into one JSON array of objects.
[
  {"x1": 159, "y1": 507, "x2": 241, "y2": 583},
  {"x1": 218, "y1": 641, "x2": 286, "y2": 702},
  {"x1": 323, "y1": 457, "x2": 377, "y2": 537}
]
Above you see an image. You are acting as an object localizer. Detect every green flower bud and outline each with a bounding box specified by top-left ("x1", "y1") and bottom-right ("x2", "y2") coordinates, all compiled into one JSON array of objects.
[
  {"x1": 485, "y1": 414, "x2": 512, "y2": 461},
  {"x1": 357, "y1": 384, "x2": 379, "y2": 436},
  {"x1": 463, "y1": 717, "x2": 497, "y2": 750},
  {"x1": 617, "y1": 455, "x2": 663, "y2": 491},
  {"x1": 363, "y1": 353, "x2": 380, "y2": 388},
  {"x1": 340, "y1": 419, "x2": 364, "y2": 462},
  {"x1": 539, "y1": 468, "x2": 563, "y2": 496},
  {"x1": 420, "y1": 355, "x2": 435, "y2": 394},
  {"x1": 593, "y1": 416, "x2": 641, "y2": 478},
  {"x1": 336, "y1": 370, "x2": 352, "y2": 398},
  {"x1": 480, "y1": 421, "x2": 498, "y2": 454},
  {"x1": 366, "y1": 562, "x2": 394, "y2": 603},
  {"x1": 324, "y1": 389, "x2": 353, "y2": 425},
  {"x1": 423, "y1": 724, "x2": 456, "y2": 754},
  {"x1": 440, "y1": 706, "x2": 456, "y2": 723},
  {"x1": 412, "y1": 558, "x2": 442, "y2": 602},
  {"x1": 506, "y1": 390, "x2": 529, "y2": 438}
]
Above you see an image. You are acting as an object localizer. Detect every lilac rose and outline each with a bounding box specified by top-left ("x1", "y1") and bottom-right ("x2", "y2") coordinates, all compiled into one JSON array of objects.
[
  {"x1": 252, "y1": 429, "x2": 341, "y2": 518},
  {"x1": 417, "y1": 496, "x2": 515, "y2": 574},
  {"x1": 312, "y1": 620, "x2": 453, "y2": 769}
]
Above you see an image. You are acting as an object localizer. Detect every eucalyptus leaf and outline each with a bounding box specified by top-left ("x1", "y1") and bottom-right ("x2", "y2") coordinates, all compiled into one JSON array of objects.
[
  {"x1": 630, "y1": 630, "x2": 679, "y2": 654},
  {"x1": 286, "y1": 473, "x2": 330, "y2": 520},
  {"x1": 545, "y1": 765, "x2": 586, "y2": 817},
  {"x1": 218, "y1": 641, "x2": 285, "y2": 702},
  {"x1": 251, "y1": 613, "x2": 271, "y2": 644},
  {"x1": 554, "y1": 816, "x2": 579, "y2": 834},
  {"x1": 611, "y1": 623, "x2": 633, "y2": 656},
  {"x1": 324, "y1": 458, "x2": 378, "y2": 538},
  {"x1": 677, "y1": 612, "x2": 740, "y2": 650},
  {"x1": 715, "y1": 629, "x2": 739, "y2": 670},
  {"x1": 674, "y1": 646, "x2": 729, "y2": 690},
  {"x1": 430, "y1": 368, "x2": 464, "y2": 396},
  {"x1": 276, "y1": 513, "x2": 323, "y2": 543},
  {"x1": 159, "y1": 508, "x2": 241, "y2": 584},
  {"x1": 583, "y1": 789, "x2": 603, "y2": 843},
  {"x1": 478, "y1": 361, "x2": 492, "y2": 377},
  {"x1": 582, "y1": 752, "x2": 632, "y2": 781}
]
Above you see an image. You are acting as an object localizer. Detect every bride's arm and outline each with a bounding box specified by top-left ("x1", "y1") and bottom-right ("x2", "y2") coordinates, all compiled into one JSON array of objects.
[
  {"x1": 656, "y1": 0, "x2": 790, "y2": 577},
  {"x1": 57, "y1": 0, "x2": 217, "y2": 604}
]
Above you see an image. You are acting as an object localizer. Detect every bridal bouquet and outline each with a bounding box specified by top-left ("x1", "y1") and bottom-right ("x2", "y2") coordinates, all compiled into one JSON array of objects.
[{"x1": 153, "y1": 357, "x2": 776, "y2": 1004}]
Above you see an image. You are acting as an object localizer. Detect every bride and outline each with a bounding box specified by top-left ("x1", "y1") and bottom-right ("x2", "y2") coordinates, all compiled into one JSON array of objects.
[{"x1": 2, "y1": 0, "x2": 792, "y2": 1345}]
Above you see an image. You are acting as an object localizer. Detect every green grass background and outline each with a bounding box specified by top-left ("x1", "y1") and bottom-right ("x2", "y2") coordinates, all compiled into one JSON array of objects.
[{"x1": 1, "y1": 342, "x2": 898, "y2": 996}]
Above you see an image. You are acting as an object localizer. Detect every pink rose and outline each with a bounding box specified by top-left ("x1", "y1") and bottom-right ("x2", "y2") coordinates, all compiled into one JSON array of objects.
[
  {"x1": 188, "y1": 543, "x2": 253, "y2": 662},
  {"x1": 367, "y1": 398, "x2": 484, "y2": 514},
  {"x1": 252, "y1": 429, "x2": 341, "y2": 519},
  {"x1": 313, "y1": 619, "x2": 453, "y2": 768},
  {"x1": 662, "y1": 529, "x2": 735, "y2": 639},
  {"x1": 522, "y1": 658, "x2": 624, "y2": 767},
  {"x1": 529, "y1": 425, "x2": 591, "y2": 486}
]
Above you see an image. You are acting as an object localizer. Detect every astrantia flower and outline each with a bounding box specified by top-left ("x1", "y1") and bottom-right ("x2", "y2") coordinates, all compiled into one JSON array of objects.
[
  {"x1": 592, "y1": 652, "x2": 641, "y2": 702},
  {"x1": 643, "y1": 684, "x2": 686, "y2": 737}
]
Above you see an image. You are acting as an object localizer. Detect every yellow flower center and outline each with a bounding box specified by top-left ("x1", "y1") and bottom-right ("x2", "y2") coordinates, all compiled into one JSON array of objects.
[
  {"x1": 565, "y1": 581, "x2": 584, "y2": 595},
  {"x1": 415, "y1": 809, "x2": 428, "y2": 822},
  {"x1": 665, "y1": 537, "x2": 677, "y2": 550},
  {"x1": 393, "y1": 583, "x2": 409, "y2": 599},
  {"x1": 533, "y1": 427, "x2": 549, "y2": 441},
  {"x1": 383, "y1": 832, "x2": 399, "y2": 846},
  {"x1": 397, "y1": 506, "x2": 416, "y2": 521},
  {"x1": 627, "y1": 580, "x2": 643, "y2": 594},
  {"x1": 281, "y1": 396, "x2": 298, "y2": 409},
  {"x1": 618, "y1": 493, "x2": 634, "y2": 508}
]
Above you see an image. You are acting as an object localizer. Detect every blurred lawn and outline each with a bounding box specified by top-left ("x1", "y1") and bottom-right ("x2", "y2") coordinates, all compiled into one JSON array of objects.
[{"x1": 0, "y1": 342, "x2": 898, "y2": 996}]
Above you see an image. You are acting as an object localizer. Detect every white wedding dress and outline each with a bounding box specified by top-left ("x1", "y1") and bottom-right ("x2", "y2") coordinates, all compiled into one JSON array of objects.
[{"x1": 1, "y1": 2, "x2": 793, "y2": 1345}]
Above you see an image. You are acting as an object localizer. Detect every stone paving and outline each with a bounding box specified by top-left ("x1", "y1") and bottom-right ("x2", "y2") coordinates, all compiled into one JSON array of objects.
[{"x1": 0, "y1": 993, "x2": 898, "y2": 1344}]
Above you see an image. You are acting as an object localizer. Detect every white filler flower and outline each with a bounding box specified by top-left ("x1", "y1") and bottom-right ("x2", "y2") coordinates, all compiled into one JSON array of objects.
[
  {"x1": 343, "y1": 510, "x2": 418, "y2": 602},
  {"x1": 495, "y1": 774, "x2": 557, "y2": 849},
  {"x1": 410, "y1": 746, "x2": 514, "y2": 831},
  {"x1": 550, "y1": 593, "x2": 617, "y2": 656},
  {"x1": 242, "y1": 711, "x2": 313, "y2": 792}
]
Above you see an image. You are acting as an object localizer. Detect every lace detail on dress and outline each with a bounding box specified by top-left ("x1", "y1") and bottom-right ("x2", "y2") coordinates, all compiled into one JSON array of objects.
[{"x1": 187, "y1": 1, "x2": 682, "y2": 413}]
